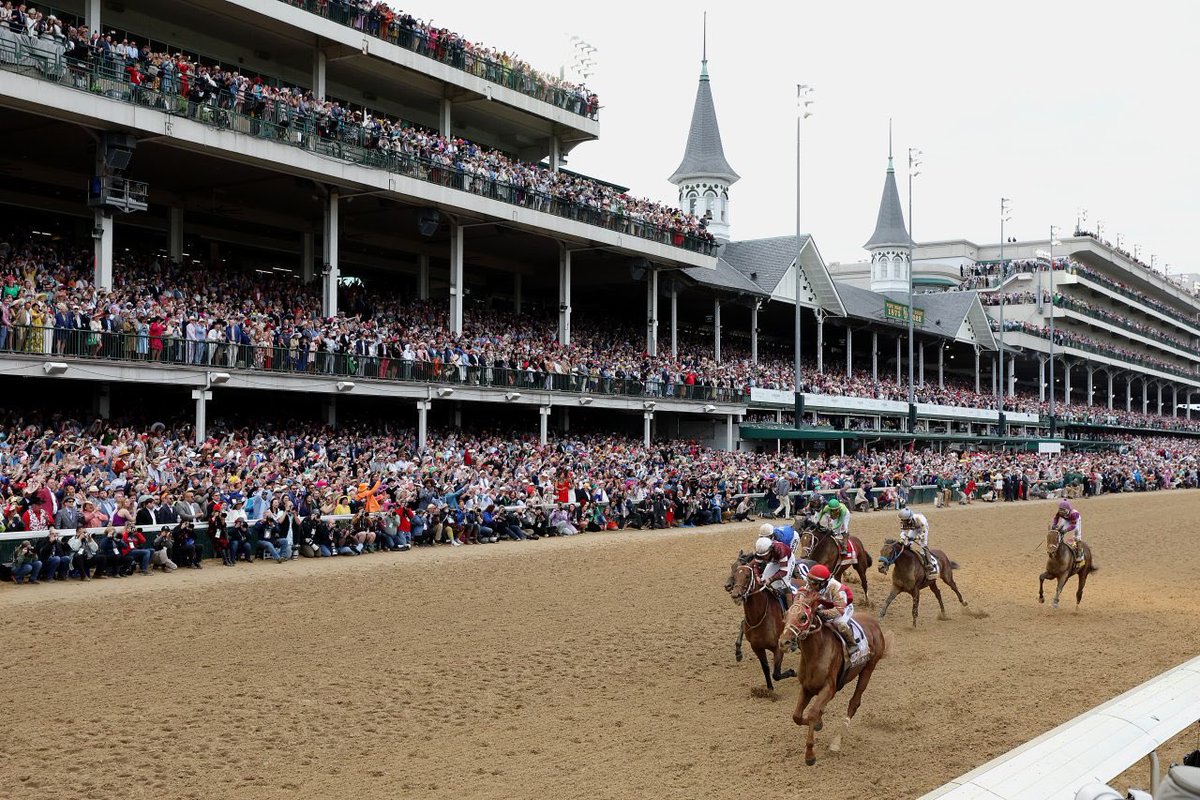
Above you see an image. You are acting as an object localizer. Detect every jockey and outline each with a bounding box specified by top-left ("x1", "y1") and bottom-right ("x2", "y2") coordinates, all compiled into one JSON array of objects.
[
  {"x1": 805, "y1": 564, "x2": 866, "y2": 665},
  {"x1": 898, "y1": 508, "x2": 938, "y2": 575},
  {"x1": 801, "y1": 493, "x2": 825, "y2": 523},
  {"x1": 1051, "y1": 500, "x2": 1085, "y2": 562},
  {"x1": 817, "y1": 498, "x2": 852, "y2": 557},
  {"x1": 753, "y1": 535, "x2": 796, "y2": 610},
  {"x1": 760, "y1": 522, "x2": 800, "y2": 556}
]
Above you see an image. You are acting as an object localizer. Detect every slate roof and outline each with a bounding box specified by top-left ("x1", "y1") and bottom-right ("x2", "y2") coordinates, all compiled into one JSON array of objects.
[
  {"x1": 682, "y1": 257, "x2": 768, "y2": 296},
  {"x1": 719, "y1": 235, "x2": 811, "y2": 294},
  {"x1": 864, "y1": 158, "x2": 913, "y2": 250},
  {"x1": 668, "y1": 62, "x2": 740, "y2": 184},
  {"x1": 837, "y1": 283, "x2": 992, "y2": 346}
]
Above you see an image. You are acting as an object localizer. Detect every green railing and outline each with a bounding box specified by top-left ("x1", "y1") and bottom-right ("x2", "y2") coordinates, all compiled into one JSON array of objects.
[
  {"x1": 277, "y1": 0, "x2": 598, "y2": 120},
  {"x1": 0, "y1": 37, "x2": 716, "y2": 256},
  {"x1": 0, "y1": 328, "x2": 748, "y2": 403}
]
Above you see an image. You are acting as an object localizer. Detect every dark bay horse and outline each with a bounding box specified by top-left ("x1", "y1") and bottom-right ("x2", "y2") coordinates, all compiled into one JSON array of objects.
[
  {"x1": 779, "y1": 591, "x2": 892, "y2": 765},
  {"x1": 797, "y1": 519, "x2": 873, "y2": 606},
  {"x1": 876, "y1": 539, "x2": 968, "y2": 626},
  {"x1": 725, "y1": 554, "x2": 796, "y2": 691},
  {"x1": 1039, "y1": 531, "x2": 1098, "y2": 609}
]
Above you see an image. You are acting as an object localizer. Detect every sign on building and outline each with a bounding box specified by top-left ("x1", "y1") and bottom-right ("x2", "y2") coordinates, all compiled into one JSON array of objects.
[{"x1": 884, "y1": 299, "x2": 924, "y2": 324}]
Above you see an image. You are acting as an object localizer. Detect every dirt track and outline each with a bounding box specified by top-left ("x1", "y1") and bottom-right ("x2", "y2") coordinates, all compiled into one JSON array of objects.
[{"x1": 3, "y1": 492, "x2": 1198, "y2": 799}]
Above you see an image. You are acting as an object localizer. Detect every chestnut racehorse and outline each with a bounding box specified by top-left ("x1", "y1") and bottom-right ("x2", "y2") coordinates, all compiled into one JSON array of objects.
[
  {"x1": 725, "y1": 554, "x2": 796, "y2": 691},
  {"x1": 876, "y1": 538, "x2": 969, "y2": 626},
  {"x1": 797, "y1": 519, "x2": 873, "y2": 606},
  {"x1": 1039, "y1": 531, "x2": 1098, "y2": 609},
  {"x1": 779, "y1": 591, "x2": 893, "y2": 765}
]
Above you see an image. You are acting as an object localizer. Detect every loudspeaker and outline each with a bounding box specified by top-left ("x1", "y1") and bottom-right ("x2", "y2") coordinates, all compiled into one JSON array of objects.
[{"x1": 416, "y1": 208, "x2": 441, "y2": 237}]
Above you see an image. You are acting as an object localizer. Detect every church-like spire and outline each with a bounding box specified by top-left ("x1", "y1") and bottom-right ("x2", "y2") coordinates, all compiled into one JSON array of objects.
[
  {"x1": 864, "y1": 128, "x2": 911, "y2": 250},
  {"x1": 668, "y1": 16, "x2": 739, "y2": 186}
]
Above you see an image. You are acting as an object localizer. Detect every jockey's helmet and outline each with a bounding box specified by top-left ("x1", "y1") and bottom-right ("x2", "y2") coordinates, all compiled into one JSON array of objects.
[
  {"x1": 825, "y1": 499, "x2": 841, "y2": 514},
  {"x1": 754, "y1": 536, "x2": 773, "y2": 557},
  {"x1": 898, "y1": 507, "x2": 914, "y2": 524},
  {"x1": 1057, "y1": 499, "x2": 1073, "y2": 515},
  {"x1": 759, "y1": 523, "x2": 775, "y2": 538},
  {"x1": 808, "y1": 563, "x2": 831, "y2": 587}
]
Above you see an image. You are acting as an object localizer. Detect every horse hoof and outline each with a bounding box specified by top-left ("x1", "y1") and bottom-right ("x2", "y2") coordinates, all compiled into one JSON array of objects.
[
  {"x1": 805, "y1": 757, "x2": 817, "y2": 766},
  {"x1": 814, "y1": 721, "x2": 823, "y2": 732},
  {"x1": 1038, "y1": 597, "x2": 1044, "y2": 604},
  {"x1": 735, "y1": 651, "x2": 743, "y2": 663}
]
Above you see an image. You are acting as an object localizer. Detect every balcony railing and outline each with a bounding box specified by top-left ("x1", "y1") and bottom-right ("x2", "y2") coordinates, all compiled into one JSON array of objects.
[
  {"x1": 0, "y1": 328, "x2": 747, "y2": 404},
  {"x1": 1051, "y1": 295, "x2": 1198, "y2": 357},
  {"x1": 277, "y1": 0, "x2": 599, "y2": 120},
  {"x1": 0, "y1": 37, "x2": 716, "y2": 257}
]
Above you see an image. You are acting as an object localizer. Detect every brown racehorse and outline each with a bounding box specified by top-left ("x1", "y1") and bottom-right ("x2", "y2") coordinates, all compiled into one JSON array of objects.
[
  {"x1": 876, "y1": 539, "x2": 969, "y2": 626},
  {"x1": 1039, "y1": 531, "x2": 1098, "y2": 609},
  {"x1": 725, "y1": 554, "x2": 796, "y2": 691},
  {"x1": 797, "y1": 519, "x2": 873, "y2": 606},
  {"x1": 779, "y1": 591, "x2": 892, "y2": 765}
]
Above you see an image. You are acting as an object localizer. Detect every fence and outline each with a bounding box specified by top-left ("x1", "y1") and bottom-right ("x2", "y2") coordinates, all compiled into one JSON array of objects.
[{"x1": 0, "y1": 35, "x2": 715, "y2": 256}]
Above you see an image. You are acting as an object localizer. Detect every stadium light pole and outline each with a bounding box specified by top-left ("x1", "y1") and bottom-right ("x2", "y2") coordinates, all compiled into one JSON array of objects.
[
  {"x1": 997, "y1": 198, "x2": 1011, "y2": 428},
  {"x1": 794, "y1": 83, "x2": 814, "y2": 430},
  {"x1": 907, "y1": 147, "x2": 922, "y2": 405}
]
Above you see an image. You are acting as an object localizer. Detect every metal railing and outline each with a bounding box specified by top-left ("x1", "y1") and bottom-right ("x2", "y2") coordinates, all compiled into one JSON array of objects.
[
  {"x1": 1051, "y1": 295, "x2": 1198, "y2": 357},
  {"x1": 1067, "y1": 263, "x2": 1200, "y2": 332},
  {"x1": 0, "y1": 36, "x2": 716, "y2": 256},
  {"x1": 0, "y1": 328, "x2": 748, "y2": 403},
  {"x1": 277, "y1": 0, "x2": 599, "y2": 120},
  {"x1": 1003, "y1": 324, "x2": 1200, "y2": 382}
]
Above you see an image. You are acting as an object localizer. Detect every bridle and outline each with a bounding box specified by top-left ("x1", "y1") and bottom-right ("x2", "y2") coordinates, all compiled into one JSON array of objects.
[
  {"x1": 876, "y1": 538, "x2": 904, "y2": 568},
  {"x1": 731, "y1": 563, "x2": 772, "y2": 630},
  {"x1": 781, "y1": 594, "x2": 822, "y2": 648}
]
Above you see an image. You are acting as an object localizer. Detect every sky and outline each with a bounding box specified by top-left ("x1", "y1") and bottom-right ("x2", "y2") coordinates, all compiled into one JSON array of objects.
[{"x1": 429, "y1": 0, "x2": 1196, "y2": 272}]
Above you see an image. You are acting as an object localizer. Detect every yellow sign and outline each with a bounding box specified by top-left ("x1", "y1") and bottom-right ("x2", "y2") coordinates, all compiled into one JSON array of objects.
[{"x1": 885, "y1": 300, "x2": 924, "y2": 324}]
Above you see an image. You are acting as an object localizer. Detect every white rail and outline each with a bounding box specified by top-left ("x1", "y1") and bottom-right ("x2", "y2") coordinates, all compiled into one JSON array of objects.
[{"x1": 920, "y1": 655, "x2": 1200, "y2": 799}]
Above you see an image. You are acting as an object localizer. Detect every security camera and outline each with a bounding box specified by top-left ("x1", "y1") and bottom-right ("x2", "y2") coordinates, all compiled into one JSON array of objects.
[{"x1": 92, "y1": 227, "x2": 105, "y2": 240}]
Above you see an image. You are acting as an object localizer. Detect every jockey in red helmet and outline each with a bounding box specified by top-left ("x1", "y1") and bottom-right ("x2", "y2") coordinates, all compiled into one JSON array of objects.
[{"x1": 805, "y1": 563, "x2": 866, "y2": 665}]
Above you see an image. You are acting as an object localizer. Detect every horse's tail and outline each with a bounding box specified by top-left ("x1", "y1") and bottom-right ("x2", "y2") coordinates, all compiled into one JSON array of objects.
[
  {"x1": 863, "y1": 551, "x2": 874, "y2": 569},
  {"x1": 1088, "y1": 562, "x2": 1099, "y2": 573},
  {"x1": 949, "y1": 560, "x2": 961, "y2": 570}
]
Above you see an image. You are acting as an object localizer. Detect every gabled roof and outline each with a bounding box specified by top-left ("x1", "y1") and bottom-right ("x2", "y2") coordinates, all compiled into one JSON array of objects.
[
  {"x1": 681, "y1": 257, "x2": 768, "y2": 296},
  {"x1": 668, "y1": 61, "x2": 740, "y2": 185},
  {"x1": 864, "y1": 157, "x2": 912, "y2": 250},
  {"x1": 718, "y1": 235, "x2": 846, "y2": 315},
  {"x1": 836, "y1": 284, "x2": 996, "y2": 349}
]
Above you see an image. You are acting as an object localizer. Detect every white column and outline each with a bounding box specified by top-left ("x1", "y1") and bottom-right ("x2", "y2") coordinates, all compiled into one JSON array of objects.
[
  {"x1": 725, "y1": 414, "x2": 735, "y2": 451},
  {"x1": 449, "y1": 223, "x2": 463, "y2": 335},
  {"x1": 750, "y1": 302, "x2": 759, "y2": 364},
  {"x1": 514, "y1": 273, "x2": 523, "y2": 314},
  {"x1": 562, "y1": 407, "x2": 570, "y2": 433},
  {"x1": 549, "y1": 136, "x2": 561, "y2": 172},
  {"x1": 539, "y1": 406, "x2": 551, "y2": 445},
  {"x1": 713, "y1": 298, "x2": 722, "y2": 362},
  {"x1": 440, "y1": 97, "x2": 452, "y2": 137},
  {"x1": 1008, "y1": 353, "x2": 1016, "y2": 397},
  {"x1": 301, "y1": 231, "x2": 315, "y2": 284},
  {"x1": 1039, "y1": 357, "x2": 1047, "y2": 402},
  {"x1": 1142, "y1": 379, "x2": 1150, "y2": 415},
  {"x1": 937, "y1": 344, "x2": 944, "y2": 389},
  {"x1": 416, "y1": 400, "x2": 430, "y2": 449},
  {"x1": 845, "y1": 326, "x2": 852, "y2": 378},
  {"x1": 417, "y1": 254, "x2": 430, "y2": 300},
  {"x1": 1086, "y1": 366, "x2": 1095, "y2": 406},
  {"x1": 168, "y1": 207, "x2": 184, "y2": 262},
  {"x1": 669, "y1": 280, "x2": 678, "y2": 359},
  {"x1": 646, "y1": 269, "x2": 659, "y2": 356},
  {"x1": 815, "y1": 311, "x2": 824, "y2": 374},
  {"x1": 918, "y1": 341, "x2": 925, "y2": 387},
  {"x1": 558, "y1": 246, "x2": 572, "y2": 346},
  {"x1": 643, "y1": 411, "x2": 653, "y2": 447},
  {"x1": 321, "y1": 191, "x2": 340, "y2": 317},
  {"x1": 453, "y1": 405, "x2": 462, "y2": 428},
  {"x1": 1188, "y1": 391, "x2": 1193, "y2": 420},
  {"x1": 1157, "y1": 382, "x2": 1164, "y2": 416},
  {"x1": 326, "y1": 396, "x2": 337, "y2": 430},
  {"x1": 1126, "y1": 377, "x2": 1133, "y2": 412},
  {"x1": 191, "y1": 388, "x2": 211, "y2": 446},
  {"x1": 85, "y1": 0, "x2": 100, "y2": 33},
  {"x1": 895, "y1": 337, "x2": 901, "y2": 386},
  {"x1": 991, "y1": 356, "x2": 997, "y2": 397},
  {"x1": 93, "y1": 210, "x2": 113, "y2": 290},
  {"x1": 1063, "y1": 360, "x2": 1072, "y2": 405},
  {"x1": 312, "y1": 49, "x2": 327, "y2": 99},
  {"x1": 1107, "y1": 371, "x2": 1115, "y2": 410},
  {"x1": 1171, "y1": 385, "x2": 1178, "y2": 417},
  {"x1": 974, "y1": 346, "x2": 980, "y2": 394}
]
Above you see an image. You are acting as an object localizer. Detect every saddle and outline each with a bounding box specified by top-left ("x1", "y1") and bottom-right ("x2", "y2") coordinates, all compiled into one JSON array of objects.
[
  {"x1": 837, "y1": 536, "x2": 857, "y2": 567},
  {"x1": 835, "y1": 618, "x2": 870, "y2": 686}
]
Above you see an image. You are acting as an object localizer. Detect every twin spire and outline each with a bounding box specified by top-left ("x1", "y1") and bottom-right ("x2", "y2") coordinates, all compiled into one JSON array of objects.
[
  {"x1": 864, "y1": 119, "x2": 912, "y2": 250},
  {"x1": 668, "y1": 12, "x2": 738, "y2": 185}
]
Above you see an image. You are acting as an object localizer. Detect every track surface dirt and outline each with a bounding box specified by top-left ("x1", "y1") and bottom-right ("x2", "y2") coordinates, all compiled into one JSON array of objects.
[{"x1": 4, "y1": 492, "x2": 1198, "y2": 799}]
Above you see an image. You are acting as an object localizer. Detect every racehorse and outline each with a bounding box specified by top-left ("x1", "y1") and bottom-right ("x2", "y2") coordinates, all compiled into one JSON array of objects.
[
  {"x1": 779, "y1": 590, "x2": 892, "y2": 765},
  {"x1": 797, "y1": 518, "x2": 873, "y2": 606},
  {"x1": 724, "y1": 553, "x2": 796, "y2": 691},
  {"x1": 1039, "y1": 531, "x2": 1098, "y2": 609},
  {"x1": 876, "y1": 538, "x2": 969, "y2": 626}
]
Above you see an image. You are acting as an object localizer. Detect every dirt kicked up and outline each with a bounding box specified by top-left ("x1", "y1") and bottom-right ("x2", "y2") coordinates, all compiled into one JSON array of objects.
[{"x1": 3, "y1": 492, "x2": 1198, "y2": 800}]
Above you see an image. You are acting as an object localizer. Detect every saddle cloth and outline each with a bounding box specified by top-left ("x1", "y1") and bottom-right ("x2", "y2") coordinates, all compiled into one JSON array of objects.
[
  {"x1": 838, "y1": 538, "x2": 858, "y2": 567},
  {"x1": 838, "y1": 618, "x2": 870, "y2": 668}
]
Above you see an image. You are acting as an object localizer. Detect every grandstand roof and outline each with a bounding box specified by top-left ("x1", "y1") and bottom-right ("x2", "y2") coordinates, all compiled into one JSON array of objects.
[
  {"x1": 864, "y1": 157, "x2": 913, "y2": 250},
  {"x1": 668, "y1": 60, "x2": 740, "y2": 185},
  {"x1": 719, "y1": 234, "x2": 846, "y2": 315},
  {"x1": 836, "y1": 283, "x2": 997, "y2": 348},
  {"x1": 681, "y1": 257, "x2": 769, "y2": 296}
]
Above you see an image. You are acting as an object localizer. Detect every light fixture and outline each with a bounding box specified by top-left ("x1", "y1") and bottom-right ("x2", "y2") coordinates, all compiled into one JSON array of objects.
[
  {"x1": 643, "y1": 400, "x2": 656, "y2": 411},
  {"x1": 207, "y1": 372, "x2": 230, "y2": 386},
  {"x1": 437, "y1": 387, "x2": 454, "y2": 398},
  {"x1": 336, "y1": 381, "x2": 355, "y2": 392},
  {"x1": 702, "y1": 404, "x2": 716, "y2": 413},
  {"x1": 579, "y1": 396, "x2": 593, "y2": 406},
  {"x1": 43, "y1": 362, "x2": 68, "y2": 375},
  {"x1": 505, "y1": 392, "x2": 521, "y2": 402}
]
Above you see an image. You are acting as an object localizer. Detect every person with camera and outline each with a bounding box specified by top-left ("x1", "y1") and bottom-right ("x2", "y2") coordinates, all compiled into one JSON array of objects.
[
  {"x1": 171, "y1": 521, "x2": 202, "y2": 569},
  {"x1": 226, "y1": 518, "x2": 253, "y2": 564},
  {"x1": 254, "y1": 513, "x2": 286, "y2": 563},
  {"x1": 37, "y1": 529, "x2": 72, "y2": 581},
  {"x1": 97, "y1": 525, "x2": 133, "y2": 577},
  {"x1": 120, "y1": 523, "x2": 155, "y2": 576},
  {"x1": 67, "y1": 525, "x2": 99, "y2": 580},
  {"x1": 11, "y1": 539, "x2": 43, "y2": 585},
  {"x1": 151, "y1": 526, "x2": 178, "y2": 571},
  {"x1": 307, "y1": 513, "x2": 334, "y2": 556}
]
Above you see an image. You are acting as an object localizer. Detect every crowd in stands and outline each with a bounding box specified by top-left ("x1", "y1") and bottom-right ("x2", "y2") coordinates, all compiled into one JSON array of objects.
[
  {"x1": 280, "y1": 0, "x2": 599, "y2": 118},
  {"x1": 1051, "y1": 293, "x2": 1194, "y2": 352},
  {"x1": 1065, "y1": 261, "x2": 1200, "y2": 329},
  {"x1": 999, "y1": 319, "x2": 1199, "y2": 380},
  {"x1": 3, "y1": 406, "x2": 1198, "y2": 584}
]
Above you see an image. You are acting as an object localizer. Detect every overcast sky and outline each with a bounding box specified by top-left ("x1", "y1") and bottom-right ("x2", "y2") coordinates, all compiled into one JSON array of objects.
[{"x1": 434, "y1": 0, "x2": 1196, "y2": 272}]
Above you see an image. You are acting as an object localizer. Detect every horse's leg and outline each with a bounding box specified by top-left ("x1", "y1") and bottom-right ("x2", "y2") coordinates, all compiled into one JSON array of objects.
[
  {"x1": 911, "y1": 589, "x2": 921, "y2": 627},
  {"x1": 1052, "y1": 572, "x2": 1069, "y2": 609},
  {"x1": 802, "y1": 682, "x2": 837, "y2": 765},
  {"x1": 878, "y1": 588, "x2": 899, "y2": 619},
  {"x1": 831, "y1": 659, "x2": 879, "y2": 753},
  {"x1": 928, "y1": 580, "x2": 949, "y2": 620},
  {"x1": 735, "y1": 620, "x2": 745, "y2": 662},
  {"x1": 772, "y1": 644, "x2": 795, "y2": 681},
  {"x1": 1075, "y1": 569, "x2": 1088, "y2": 608},
  {"x1": 941, "y1": 568, "x2": 968, "y2": 606},
  {"x1": 856, "y1": 560, "x2": 871, "y2": 607},
  {"x1": 755, "y1": 646, "x2": 774, "y2": 691},
  {"x1": 1038, "y1": 571, "x2": 1049, "y2": 604}
]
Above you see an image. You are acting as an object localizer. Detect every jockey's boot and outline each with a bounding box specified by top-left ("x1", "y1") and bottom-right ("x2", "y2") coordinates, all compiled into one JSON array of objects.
[
  {"x1": 833, "y1": 618, "x2": 866, "y2": 664},
  {"x1": 923, "y1": 547, "x2": 939, "y2": 577}
]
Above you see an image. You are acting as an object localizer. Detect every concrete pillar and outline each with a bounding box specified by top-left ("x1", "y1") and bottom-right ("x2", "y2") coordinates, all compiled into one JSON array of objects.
[
  {"x1": 1063, "y1": 360, "x2": 1072, "y2": 405},
  {"x1": 326, "y1": 396, "x2": 337, "y2": 430},
  {"x1": 1039, "y1": 356, "x2": 1047, "y2": 402},
  {"x1": 168, "y1": 207, "x2": 184, "y2": 262},
  {"x1": 417, "y1": 254, "x2": 430, "y2": 300},
  {"x1": 845, "y1": 326, "x2": 852, "y2": 378},
  {"x1": 416, "y1": 400, "x2": 430, "y2": 449},
  {"x1": 1126, "y1": 377, "x2": 1133, "y2": 412},
  {"x1": 991, "y1": 356, "x2": 997, "y2": 397},
  {"x1": 192, "y1": 388, "x2": 211, "y2": 445},
  {"x1": 1157, "y1": 382, "x2": 1164, "y2": 416},
  {"x1": 895, "y1": 336, "x2": 901, "y2": 386},
  {"x1": 514, "y1": 273, "x2": 522, "y2": 314},
  {"x1": 301, "y1": 231, "x2": 315, "y2": 284},
  {"x1": 815, "y1": 311, "x2": 824, "y2": 374},
  {"x1": 539, "y1": 406, "x2": 551, "y2": 445},
  {"x1": 1142, "y1": 379, "x2": 1149, "y2": 415},
  {"x1": 558, "y1": 246, "x2": 572, "y2": 346},
  {"x1": 1086, "y1": 366, "x2": 1095, "y2": 406},
  {"x1": 918, "y1": 341, "x2": 925, "y2": 387},
  {"x1": 321, "y1": 191, "x2": 339, "y2": 317},
  {"x1": 312, "y1": 49, "x2": 327, "y2": 99},
  {"x1": 872, "y1": 332, "x2": 879, "y2": 383},
  {"x1": 561, "y1": 406, "x2": 570, "y2": 433},
  {"x1": 1188, "y1": 391, "x2": 1193, "y2": 420},
  {"x1": 974, "y1": 346, "x2": 981, "y2": 394},
  {"x1": 937, "y1": 344, "x2": 944, "y2": 390},
  {"x1": 646, "y1": 269, "x2": 659, "y2": 356},
  {"x1": 453, "y1": 404, "x2": 462, "y2": 428},
  {"x1": 440, "y1": 97, "x2": 452, "y2": 137},
  {"x1": 1107, "y1": 371, "x2": 1115, "y2": 410},
  {"x1": 750, "y1": 302, "x2": 759, "y2": 364},
  {"x1": 643, "y1": 411, "x2": 653, "y2": 447},
  {"x1": 1171, "y1": 385, "x2": 1178, "y2": 417},
  {"x1": 725, "y1": 414, "x2": 735, "y2": 451},
  {"x1": 448, "y1": 223, "x2": 463, "y2": 335},
  {"x1": 85, "y1": 0, "x2": 100, "y2": 33},
  {"x1": 95, "y1": 384, "x2": 111, "y2": 420},
  {"x1": 93, "y1": 210, "x2": 113, "y2": 290},
  {"x1": 713, "y1": 298, "x2": 722, "y2": 362},
  {"x1": 549, "y1": 136, "x2": 561, "y2": 172},
  {"x1": 670, "y1": 280, "x2": 678, "y2": 359},
  {"x1": 1008, "y1": 353, "x2": 1016, "y2": 397}
]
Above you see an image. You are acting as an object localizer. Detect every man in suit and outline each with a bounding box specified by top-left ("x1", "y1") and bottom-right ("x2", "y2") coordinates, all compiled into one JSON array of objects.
[{"x1": 174, "y1": 489, "x2": 203, "y2": 523}]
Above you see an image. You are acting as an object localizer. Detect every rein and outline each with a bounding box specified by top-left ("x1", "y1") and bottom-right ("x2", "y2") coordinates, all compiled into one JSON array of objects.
[{"x1": 736, "y1": 566, "x2": 772, "y2": 631}]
